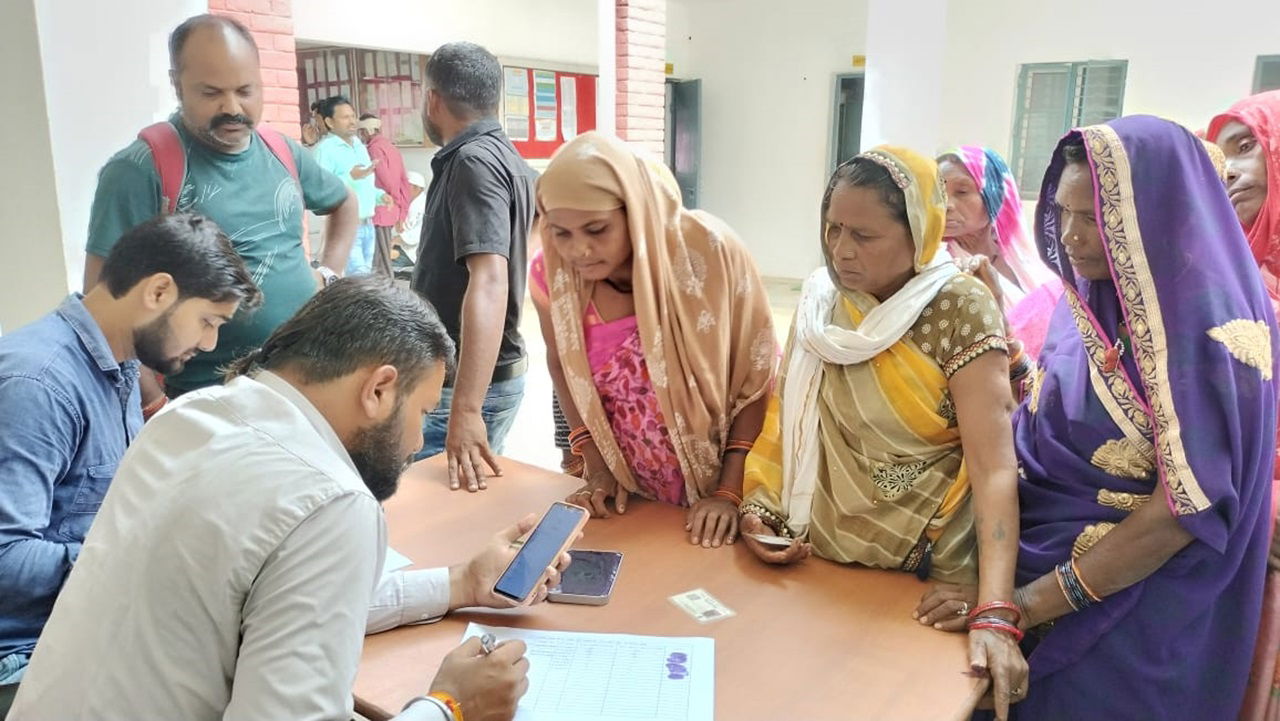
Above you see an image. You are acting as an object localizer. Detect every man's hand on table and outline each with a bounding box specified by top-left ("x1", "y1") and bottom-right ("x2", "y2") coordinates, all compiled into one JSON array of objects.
[
  {"x1": 446, "y1": 514, "x2": 576, "y2": 611},
  {"x1": 446, "y1": 409, "x2": 503, "y2": 492},
  {"x1": 429, "y1": 635, "x2": 529, "y2": 721}
]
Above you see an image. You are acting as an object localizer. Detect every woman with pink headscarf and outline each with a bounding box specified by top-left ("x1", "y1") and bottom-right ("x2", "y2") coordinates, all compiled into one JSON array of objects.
[
  {"x1": 938, "y1": 146, "x2": 1063, "y2": 358},
  {"x1": 1209, "y1": 89, "x2": 1280, "y2": 721}
]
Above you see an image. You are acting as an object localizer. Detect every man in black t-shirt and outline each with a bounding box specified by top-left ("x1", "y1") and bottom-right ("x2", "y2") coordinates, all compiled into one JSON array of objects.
[{"x1": 411, "y1": 42, "x2": 533, "y2": 492}]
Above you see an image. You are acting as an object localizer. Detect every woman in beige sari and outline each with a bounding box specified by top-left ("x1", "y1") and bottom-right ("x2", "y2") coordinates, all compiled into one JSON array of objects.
[
  {"x1": 740, "y1": 146, "x2": 1027, "y2": 718},
  {"x1": 530, "y1": 132, "x2": 777, "y2": 547}
]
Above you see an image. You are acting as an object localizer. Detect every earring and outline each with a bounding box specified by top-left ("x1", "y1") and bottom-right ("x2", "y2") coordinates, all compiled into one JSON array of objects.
[{"x1": 1072, "y1": 234, "x2": 1080, "y2": 242}]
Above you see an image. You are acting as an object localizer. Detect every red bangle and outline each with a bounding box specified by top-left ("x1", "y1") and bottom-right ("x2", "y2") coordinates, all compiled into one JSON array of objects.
[
  {"x1": 723, "y1": 439, "x2": 755, "y2": 455},
  {"x1": 967, "y1": 601, "x2": 1023, "y2": 625},
  {"x1": 713, "y1": 488, "x2": 743, "y2": 505},
  {"x1": 968, "y1": 620, "x2": 1025, "y2": 643},
  {"x1": 428, "y1": 691, "x2": 464, "y2": 721}
]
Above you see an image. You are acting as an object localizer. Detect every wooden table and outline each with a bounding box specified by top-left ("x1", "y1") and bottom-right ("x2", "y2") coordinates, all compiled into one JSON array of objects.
[{"x1": 354, "y1": 457, "x2": 986, "y2": 721}]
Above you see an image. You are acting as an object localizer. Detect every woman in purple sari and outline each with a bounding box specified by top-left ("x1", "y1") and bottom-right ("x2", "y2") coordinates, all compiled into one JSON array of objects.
[{"x1": 1006, "y1": 115, "x2": 1277, "y2": 717}]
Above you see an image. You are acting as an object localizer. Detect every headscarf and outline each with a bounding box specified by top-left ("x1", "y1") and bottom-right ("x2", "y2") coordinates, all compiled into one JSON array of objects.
[
  {"x1": 536, "y1": 132, "x2": 777, "y2": 503},
  {"x1": 943, "y1": 145, "x2": 1058, "y2": 291},
  {"x1": 773, "y1": 146, "x2": 959, "y2": 535},
  {"x1": 806, "y1": 147, "x2": 957, "y2": 363},
  {"x1": 1209, "y1": 91, "x2": 1280, "y2": 277}
]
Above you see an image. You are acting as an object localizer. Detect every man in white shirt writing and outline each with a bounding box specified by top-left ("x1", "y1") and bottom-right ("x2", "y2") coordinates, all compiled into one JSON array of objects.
[{"x1": 9, "y1": 277, "x2": 567, "y2": 721}]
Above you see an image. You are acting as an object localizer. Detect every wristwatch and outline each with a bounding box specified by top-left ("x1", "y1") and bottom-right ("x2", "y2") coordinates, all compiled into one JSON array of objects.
[{"x1": 316, "y1": 265, "x2": 339, "y2": 288}]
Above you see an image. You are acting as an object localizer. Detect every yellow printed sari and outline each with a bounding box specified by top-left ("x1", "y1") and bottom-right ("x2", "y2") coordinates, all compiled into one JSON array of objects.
[{"x1": 742, "y1": 146, "x2": 1006, "y2": 583}]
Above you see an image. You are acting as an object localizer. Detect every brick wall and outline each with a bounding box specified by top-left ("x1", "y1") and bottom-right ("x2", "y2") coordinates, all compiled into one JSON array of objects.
[
  {"x1": 208, "y1": 0, "x2": 300, "y2": 140},
  {"x1": 615, "y1": 0, "x2": 666, "y2": 157}
]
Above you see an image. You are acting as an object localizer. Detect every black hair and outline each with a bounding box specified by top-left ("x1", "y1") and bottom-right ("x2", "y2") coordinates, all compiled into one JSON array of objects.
[
  {"x1": 1061, "y1": 139, "x2": 1088, "y2": 166},
  {"x1": 425, "y1": 42, "x2": 502, "y2": 119},
  {"x1": 168, "y1": 14, "x2": 256, "y2": 73},
  {"x1": 822, "y1": 156, "x2": 910, "y2": 230},
  {"x1": 310, "y1": 100, "x2": 322, "y2": 113},
  {"x1": 317, "y1": 95, "x2": 353, "y2": 120},
  {"x1": 359, "y1": 112, "x2": 378, "y2": 121},
  {"x1": 100, "y1": 213, "x2": 262, "y2": 309},
  {"x1": 223, "y1": 276, "x2": 456, "y2": 391}
]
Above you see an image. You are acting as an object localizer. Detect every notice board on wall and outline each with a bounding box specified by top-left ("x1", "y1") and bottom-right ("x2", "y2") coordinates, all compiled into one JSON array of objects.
[{"x1": 502, "y1": 66, "x2": 597, "y2": 159}]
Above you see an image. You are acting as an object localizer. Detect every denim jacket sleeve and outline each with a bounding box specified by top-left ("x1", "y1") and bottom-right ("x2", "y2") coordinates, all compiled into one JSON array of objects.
[{"x1": 0, "y1": 375, "x2": 82, "y2": 606}]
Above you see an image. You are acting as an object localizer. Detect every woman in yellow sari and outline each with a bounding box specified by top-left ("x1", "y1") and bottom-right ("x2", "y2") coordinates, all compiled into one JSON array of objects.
[{"x1": 740, "y1": 147, "x2": 1027, "y2": 719}]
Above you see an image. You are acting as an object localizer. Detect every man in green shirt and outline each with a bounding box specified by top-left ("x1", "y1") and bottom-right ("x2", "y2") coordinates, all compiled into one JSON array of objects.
[{"x1": 85, "y1": 14, "x2": 358, "y2": 396}]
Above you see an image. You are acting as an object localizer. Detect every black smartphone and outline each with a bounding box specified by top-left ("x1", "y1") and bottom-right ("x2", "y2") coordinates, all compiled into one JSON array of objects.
[
  {"x1": 492, "y1": 502, "x2": 589, "y2": 604},
  {"x1": 548, "y1": 550, "x2": 624, "y2": 605}
]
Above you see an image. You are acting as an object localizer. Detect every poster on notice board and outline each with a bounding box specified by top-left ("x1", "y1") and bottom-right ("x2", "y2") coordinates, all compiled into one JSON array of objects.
[
  {"x1": 534, "y1": 70, "x2": 558, "y2": 141},
  {"x1": 503, "y1": 67, "x2": 530, "y2": 142}
]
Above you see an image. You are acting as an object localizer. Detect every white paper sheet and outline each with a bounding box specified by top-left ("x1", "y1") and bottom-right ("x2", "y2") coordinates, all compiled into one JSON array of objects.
[
  {"x1": 462, "y1": 623, "x2": 714, "y2": 721},
  {"x1": 559, "y1": 76, "x2": 577, "y2": 140},
  {"x1": 381, "y1": 546, "x2": 412, "y2": 575}
]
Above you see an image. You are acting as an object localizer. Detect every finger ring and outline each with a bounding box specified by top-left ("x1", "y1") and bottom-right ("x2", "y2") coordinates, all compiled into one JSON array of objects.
[{"x1": 956, "y1": 601, "x2": 969, "y2": 617}]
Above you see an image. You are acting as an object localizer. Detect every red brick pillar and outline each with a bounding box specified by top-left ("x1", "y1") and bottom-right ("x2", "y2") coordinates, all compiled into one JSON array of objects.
[
  {"x1": 615, "y1": 0, "x2": 666, "y2": 157},
  {"x1": 209, "y1": 0, "x2": 301, "y2": 140}
]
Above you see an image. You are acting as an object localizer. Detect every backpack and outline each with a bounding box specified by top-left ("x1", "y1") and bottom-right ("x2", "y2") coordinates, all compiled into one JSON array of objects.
[{"x1": 137, "y1": 122, "x2": 300, "y2": 213}]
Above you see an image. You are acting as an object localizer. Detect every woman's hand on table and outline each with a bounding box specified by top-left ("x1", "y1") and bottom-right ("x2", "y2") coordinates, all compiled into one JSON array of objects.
[
  {"x1": 969, "y1": 628, "x2": 1029, "y2": 721},
  {"x1": 567, "y1": 461, "x2": 629, "y2": 518},
  {"x1": 914, "y1": 583, "x2": 978, "y2": 632},
  {"x1": 740, "y1": 514, "x2": 810, "y2": 565},
  {"x1": 429, "y1": 635, "x2": 530, "y2": 721},
  {"x1": 448, "y1": 514, "x2": 575, "y2": 611},
  {"x1": 686, "y1": 496, "x2": 739, "y2": 548}
]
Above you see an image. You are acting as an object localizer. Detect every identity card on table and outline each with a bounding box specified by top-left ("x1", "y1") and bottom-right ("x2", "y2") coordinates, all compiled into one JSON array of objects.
[
  {"x1": 669, "y1": 588, "x2": 736, "y2": 624},
  {"x1": 461, "y1": 623, "x2": 714, "y2": 721}
]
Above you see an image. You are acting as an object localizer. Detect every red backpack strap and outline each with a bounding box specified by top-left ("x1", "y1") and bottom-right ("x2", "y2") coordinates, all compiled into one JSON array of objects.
[
  {"x1": 256, "y1": 126, "x2": 299, "y2": 182},
  {"x1": 137, "y1": 122, "x2": 186, "y2": 214}
]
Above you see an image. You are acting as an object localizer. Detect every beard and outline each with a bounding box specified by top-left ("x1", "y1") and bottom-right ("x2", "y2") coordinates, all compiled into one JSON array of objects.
[
  {"x1": 425, "y1": 115, "x2": 443, "y2": 146},
  {"x1": 348, "y1": 402, "x2": 414, "y2": 502},
  {"x1": 134, "y1": 309, "x2": 195, "y2": 375}
]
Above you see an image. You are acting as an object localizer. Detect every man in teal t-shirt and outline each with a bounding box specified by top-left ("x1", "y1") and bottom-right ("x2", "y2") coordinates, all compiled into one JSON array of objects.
[
  {"x1": 313, "y1": 95, "x2": 385, "y2": 276},
  {"x1": 85, "y1": 14, "x2": 358, "y2": 396}
]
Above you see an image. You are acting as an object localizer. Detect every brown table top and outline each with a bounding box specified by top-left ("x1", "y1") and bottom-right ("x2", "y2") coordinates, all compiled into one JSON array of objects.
[{"x1": 354, "y1": 456, "x2": 986, "y2": 721}]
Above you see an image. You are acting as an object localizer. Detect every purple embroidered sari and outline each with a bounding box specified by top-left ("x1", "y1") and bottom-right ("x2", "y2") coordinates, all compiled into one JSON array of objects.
[{"x1": 1011, "y1": 116, "x2": 1277, "y2": 718}]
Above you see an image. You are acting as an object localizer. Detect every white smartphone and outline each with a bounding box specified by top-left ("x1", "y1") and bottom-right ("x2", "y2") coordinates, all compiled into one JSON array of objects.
[
  {"x1": 548, "y1": 550, "x2": 623, "y2": 606},
  {"x1": 745, "y1": 532, "x2": 795, "y2": 549},
  {"x1": 492, "y1": 502, "x2": 589, "y2": 605}
]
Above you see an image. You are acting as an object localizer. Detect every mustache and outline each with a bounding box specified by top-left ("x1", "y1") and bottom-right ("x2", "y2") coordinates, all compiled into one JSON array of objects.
[{"x1": 209, "y1": 113, "x2": 253, "y2": 130}]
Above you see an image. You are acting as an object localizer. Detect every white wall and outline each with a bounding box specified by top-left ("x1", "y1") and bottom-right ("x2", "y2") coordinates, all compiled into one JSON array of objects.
[
  {"x1": 937, "y1": 0, "x2": 1280, "y2": 158},
  {"x1": 32, "y1": 0, "x2": 205, "y2": 299},
  {"x1": 667, "y1": 0, "x2": 869, "y2": 281},
  {"x1": 294, "y1": 0, "x2": 599, "y2": 68},
  {"x1": 0, "y1": 0, "x2": 67, "y2": 333},
  {"x1": 861, "y1": 0, "x2": 948, "y2": 152}
]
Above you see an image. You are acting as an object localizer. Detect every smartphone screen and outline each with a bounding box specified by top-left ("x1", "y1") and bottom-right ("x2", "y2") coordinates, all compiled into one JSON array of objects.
[
  {"x1": 494, "y1": 503, "x2": 586, "y2": 602},
  {"x1": 552, "y1": 550, "x2": 623, "y2": 597}
]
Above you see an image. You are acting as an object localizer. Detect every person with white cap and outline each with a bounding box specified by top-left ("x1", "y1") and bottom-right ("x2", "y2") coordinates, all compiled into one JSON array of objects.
[{"x1": 395, "y1": 170, "x2": 428, "y2": 270}]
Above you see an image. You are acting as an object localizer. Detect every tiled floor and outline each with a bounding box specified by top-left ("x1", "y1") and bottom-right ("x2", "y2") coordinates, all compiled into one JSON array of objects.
[{"x1": 501, "y1": 276, "x2": 803, "y2": 471}]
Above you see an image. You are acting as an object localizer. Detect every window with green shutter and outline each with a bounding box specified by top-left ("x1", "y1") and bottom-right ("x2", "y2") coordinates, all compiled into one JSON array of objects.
[
  {"x1": 1257, "y1": 55, "x2": 1280, "y2": 93},
  {"x1": 1010, "y1": 60, "x2": 1128, "y2": 198}
]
